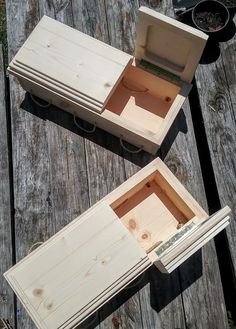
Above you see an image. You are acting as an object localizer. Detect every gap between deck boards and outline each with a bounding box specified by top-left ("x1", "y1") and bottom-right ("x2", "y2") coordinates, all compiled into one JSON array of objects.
[
  {"x1": 189, "y1": 78, "x2": 236, "y2": 324},
  {"x1": 5, "y1": 66, "x2": 17, "y2": 329}
]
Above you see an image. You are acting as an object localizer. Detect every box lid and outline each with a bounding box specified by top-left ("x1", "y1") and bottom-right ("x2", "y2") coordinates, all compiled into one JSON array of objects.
[
  {"x1": 135, "y1": 7, "x2": 208, "y2": 83},
  {"x1": 4, "y1": 202, "x2": 150, "y2": 329},
  {"x1": 12, "y1": 16, "x2": 133, "y2": 113},
  {"x1": 154, "y1": 206, "x2": 231, "y2": 273}
]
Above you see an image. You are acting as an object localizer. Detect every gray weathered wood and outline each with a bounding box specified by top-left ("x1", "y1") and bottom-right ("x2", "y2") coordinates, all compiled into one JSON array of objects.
[
  {"x1": 195, "y1": 18, "x2": 236, "y2": 277},
  {"x1": 139, "y1": 1, "x2": 228, "y2": 328},
  {"x1": 71, "y1": 1, "x2": 143, "y2": 328},
  {"x1": 6, "y1": 1, "x2": 90, "y2": 328},
  {"x1": 105, "y1": 1, "x2": 187, "y2": 328},
  {"x1": 0, "y1": 44, "x2": 14, "y2": 327},
  {"x1": 157, "y1": 2, "x2": 228, "y2": 328}
]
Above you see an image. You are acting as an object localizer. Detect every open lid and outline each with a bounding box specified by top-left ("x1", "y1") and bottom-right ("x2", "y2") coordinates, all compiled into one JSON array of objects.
[
  {"x1": 135, "y1": 7, "x2": 208, "y2": 83},
  {"x1": 154, "y1": 206, "x2": 231, "y2": 273},
  {"x1": 4, "y1": 202, "x2": 150, "y2": 329},
  {"x1": 11, "y1": 16, "x2": 133, "y2": 114}
]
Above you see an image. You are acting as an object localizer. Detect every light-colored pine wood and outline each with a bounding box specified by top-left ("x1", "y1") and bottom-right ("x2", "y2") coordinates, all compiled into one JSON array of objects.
[
  {"x1": 4, "y1": 158, "x2": 231, "y2": 328},
  {"x1": 155, "y1": 208, "x2": 231, "y2": 273},
  {"x1": 8, "y1": 7, "x2": 207, "y2": 154},
  {"x1": 11, "y1": 15, "x2": 133, "y2": 113},
  {"x1": 135, "y1": 7, "x2": 208, "y2": 83},
  {"x1": 4, "y1": 202, "x2": 150, "y2": 329}
]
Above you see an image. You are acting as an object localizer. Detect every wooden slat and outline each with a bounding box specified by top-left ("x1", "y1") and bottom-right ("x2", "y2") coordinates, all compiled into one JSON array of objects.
[
  {"x1": 6, "y1": 1, "x2": 89, "y2": 329},
  {"x1": 104, "y1": 1, "x2": 190, "y2": 328},
  {"x1": 71, "y1": 1, "x2": 150, "y2": 328},
  {"x1": 194, "y1": 16, "x2": 236, "y2": 276},
  {"x1": 151, "y1": 2, "x2": 229, "y2": 328},
  {"x1": 0, "y1": 44, "x2": 14, "y2": 326},
  {"x1": 138, "y1": 1, "x2": 228, "y2": 328}
]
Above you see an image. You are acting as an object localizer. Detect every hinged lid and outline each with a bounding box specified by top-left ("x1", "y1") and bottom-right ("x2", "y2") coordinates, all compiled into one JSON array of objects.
[
  {"x1": 135, "y1": 7, "x2": 208, "y2": 83},
  {"x1": 4, "y1": 202, "x2": 150, "y2": 329},
  {"x1": 154, "y1": 206, "x2": 231, "y2": 273},
  {"x1": 10, "y1": 16, "x2": 133, "y2": 113}
]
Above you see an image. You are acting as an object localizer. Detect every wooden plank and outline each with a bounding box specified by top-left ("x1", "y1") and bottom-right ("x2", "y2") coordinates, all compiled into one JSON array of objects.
[
  {"x1": 194, "y1": 16, "x2": 236, "y2": 276},
  {"x1": 135, "y1": 1, "x2": 228, "y2": 328},
  {"x1": 0, "y1": 44, "x2": 14, "y2": 326},
  {"x1": 70, "y1": 1, "x2": 148, "y2": 328},
  {"x1": 104, "y1": 1, "x2": 187, "y2": 328},
  {"x1": 17, "y1": 2, "x2": 118, "y2": 329},
  {"x1": 6, "y1": 1, "x2": 89, "y2": 329},
  {"x1": 150, "y1": 2, "x2": 229, "y2": 328},
  {"x1": 163, "y1": 101, "x2": 229, "y2": 329}
]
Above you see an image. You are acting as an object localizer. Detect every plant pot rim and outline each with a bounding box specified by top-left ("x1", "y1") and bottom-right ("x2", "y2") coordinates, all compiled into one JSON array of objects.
[{"x1": 192, "y1": 0, "x2": 230, "y2": 33}]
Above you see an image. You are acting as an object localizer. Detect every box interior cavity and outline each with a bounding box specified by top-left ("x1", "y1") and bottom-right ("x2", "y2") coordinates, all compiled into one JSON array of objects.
[
  {"x1": 106, "y1": 63, "x2": 181, "y2": 134},
  {"x1": 111, "y1": 171, "x2": 195, "y2": 253}
]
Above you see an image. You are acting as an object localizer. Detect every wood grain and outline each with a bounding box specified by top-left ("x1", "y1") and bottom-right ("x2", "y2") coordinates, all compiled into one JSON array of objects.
[
  {"x1": 0, "y1": 44, "x2": 14, "y2": 327},
  {"x1": 104, "y1": 1, "x2": 187, "y2": 328},
  {"x1": 4, "y1": 0, "x2": 231, "y2": 328},
  {"x1": 5, "y1": 202, "x2": 150, "y2": 329},
  {"x1": 139, "y1": 1, "x2": 229, "y2": 328},
  {"x1": 194, "y1": 17, "x2": 236, "y2": 276},
  {"x1": 6, "y1": 1, "x2": 89, "y2": 328}
]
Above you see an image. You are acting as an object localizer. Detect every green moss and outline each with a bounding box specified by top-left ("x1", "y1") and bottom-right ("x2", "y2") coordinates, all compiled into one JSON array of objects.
[{"x1": 0, "y1": 1, "x2": 8, "y2": 68}]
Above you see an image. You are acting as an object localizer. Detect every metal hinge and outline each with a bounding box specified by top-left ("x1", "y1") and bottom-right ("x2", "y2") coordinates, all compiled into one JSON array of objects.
[{"x1": 139, "y1": 59, "x2": 181, "y2": 85}]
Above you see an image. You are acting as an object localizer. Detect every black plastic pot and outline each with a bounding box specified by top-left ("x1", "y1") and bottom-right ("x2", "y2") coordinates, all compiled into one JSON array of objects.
[{"x1": 192, "y1": 0, "x2": 230, "y2": 38}]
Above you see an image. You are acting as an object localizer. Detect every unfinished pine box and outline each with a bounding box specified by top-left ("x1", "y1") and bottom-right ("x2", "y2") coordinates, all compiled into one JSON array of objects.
[
  {"x1": 8, "y1": 7, "x2": 208, "y2": 154},
  {"x1": 4, "y1": 158, "x2": 230, "y2": 329}
]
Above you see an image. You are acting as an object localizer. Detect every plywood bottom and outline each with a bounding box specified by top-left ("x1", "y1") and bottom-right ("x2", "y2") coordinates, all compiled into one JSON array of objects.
[
  {"x1": 106, "y1": 64, "x2": 180, "y2": 134},
  {"x1": 113, "y1": 177, "x2": 194, "y2": 253}
]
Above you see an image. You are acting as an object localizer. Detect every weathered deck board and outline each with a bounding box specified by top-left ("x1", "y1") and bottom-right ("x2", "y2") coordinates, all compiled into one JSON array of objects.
[
  {"x1": 70, "y1": 1, "x2": 144, "y2": 328},
  {"x1": 140, "y1": 1, "x2": 228, "y2": 328},
  {"x1": 104, "y1": 1, "x2": 187, "y2": 328},
  {"x1": 6, "y1": 1, "x2": 51, "y2": 326},
  {"x1": 6, "y1": 1, "x2": 90, "y2": 328},
  {"x1": 0, "y1": 44, "x2": 14, "y2": 326},
  {"x1": 156, "y1": 3, "x2": 229, "y2": 329},
  {"x1": 194, "y1": 18, "x2": 236, "y2": 277}
]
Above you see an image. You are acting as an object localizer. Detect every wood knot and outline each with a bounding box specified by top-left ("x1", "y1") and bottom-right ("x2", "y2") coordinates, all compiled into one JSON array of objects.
[
  {"x1": 177, "y1": 223, "x2": 184, "y2": 229},
  {"x1": 165, "y1": 155, "x2": 190, "y2": 184},
  {"x1": 46, "y1": 302, "x2": 53, "y2": 310},
  {"x1": 141, "y1": 231, "x2": 151, "y2": 241},
  {"x1": 112, "y1": 316, "x2": 121, "y2": 328},
  {"x1": 33, "y1": 288, "x2": 43, "y2": 297},
  {"x1": 165, "y1": 96, "x2": 171, "y2": 102},
  {"x1": 104, "y1": 82, "x2": 111, "y2": 88},
  {"x1": 101, "y1": 255, "x2": 111, "y2": 265},
  {"x1": 129, "y1": 219, "x2": 137, "y2": 230}
]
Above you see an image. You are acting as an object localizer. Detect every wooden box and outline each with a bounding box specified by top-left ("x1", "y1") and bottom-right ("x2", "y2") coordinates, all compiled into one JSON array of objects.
[
  {"x1": 4, "y1": 158, "x2": 230, "y2": 329},
  {"x1": 8, "y1": 7, "x2": 208, "y2": 154}
]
